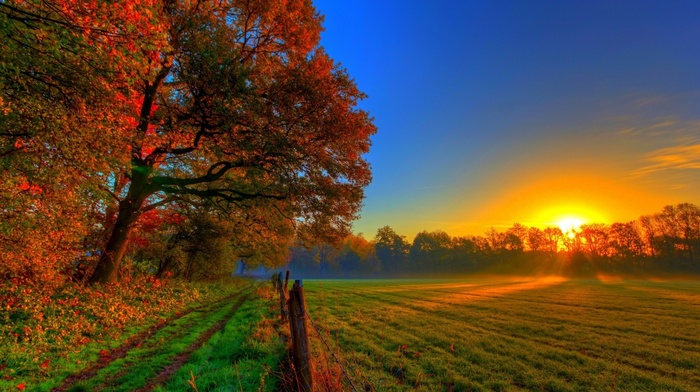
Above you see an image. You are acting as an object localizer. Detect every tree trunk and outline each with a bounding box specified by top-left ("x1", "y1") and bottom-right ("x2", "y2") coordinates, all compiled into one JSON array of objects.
[
  {"x1": 88, "y1": 168, "x2": 153, "y2": 284},
  {"x1": 88, "y1": 74, "x2": 163, "y2": 284},
  {"x1": 88, "y1": 201, "x2": 139, "y2": 283}
]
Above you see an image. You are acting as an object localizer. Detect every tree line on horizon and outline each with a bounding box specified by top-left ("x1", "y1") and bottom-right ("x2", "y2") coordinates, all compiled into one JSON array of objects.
[{"x1": 285, "y1": 203, "x2": 700, "y2": 278}]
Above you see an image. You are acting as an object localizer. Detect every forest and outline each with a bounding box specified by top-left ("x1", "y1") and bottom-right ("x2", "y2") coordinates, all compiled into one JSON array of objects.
[{"x1": 287, "y1": 203, "x2": 700, "y2": 278}]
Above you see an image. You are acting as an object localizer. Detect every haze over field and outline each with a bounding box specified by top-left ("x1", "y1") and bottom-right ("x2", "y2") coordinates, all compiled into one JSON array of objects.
[{"x1": 315, "y1": 0, "x2": 700, "y2": 239}]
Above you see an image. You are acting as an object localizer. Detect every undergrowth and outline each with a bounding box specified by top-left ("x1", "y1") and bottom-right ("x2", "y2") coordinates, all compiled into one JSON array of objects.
[{"x1": 0, "y1": 275, "x2": 247, "y2": 391}]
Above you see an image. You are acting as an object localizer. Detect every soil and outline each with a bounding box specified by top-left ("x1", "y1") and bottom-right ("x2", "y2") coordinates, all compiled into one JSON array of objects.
[
  {"x1": 52, "y1": 286, "x2": 250, "y2": 392},
  {"x1": 133, "y1": 293, "x2": 250, "y2": 392}
]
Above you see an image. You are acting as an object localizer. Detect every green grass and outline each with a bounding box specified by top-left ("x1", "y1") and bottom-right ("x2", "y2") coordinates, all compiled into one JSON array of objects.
[
  {"x1": 62, "y1": 287, "x2": 253, "y2": 392},
  {"x1": 155, "y1": 285, "x2": 285, "y2": 392},
  {"x1": 303, "y1": 278, "x2": 700, "y2": 391},
  {"x1": 57, "y1": 284, "x2": 285, "y2": 392},
  {"x1": 0, "y1": 277, "x2": 251, "y2": 392}
]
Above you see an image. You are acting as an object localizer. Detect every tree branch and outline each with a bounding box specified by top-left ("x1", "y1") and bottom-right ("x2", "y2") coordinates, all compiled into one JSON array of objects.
[
  {"x1": 98, "y1": 184, "x2": 121, "y2": 203},
  {"x1": 141, "y1": 196, "x2": 180, "y2": 212},
  {"x1": 159, "y1": 185, "x2": 287, "y2": 203},
  {"x1": 151, "y1": 160, "x2": 243, "y2": 188}
]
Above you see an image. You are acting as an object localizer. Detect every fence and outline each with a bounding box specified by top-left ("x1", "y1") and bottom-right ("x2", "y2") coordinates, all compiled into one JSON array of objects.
[{"x1": 271, "y1": 271, "x2": 362, "y2": 392}]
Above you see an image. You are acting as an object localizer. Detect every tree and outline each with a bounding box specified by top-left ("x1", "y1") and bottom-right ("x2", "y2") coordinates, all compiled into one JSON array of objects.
[
  {"x1": 337, "y1": 233, "x2": 377, "y2": 277},
  {"x1": 409, "y1": 230, "x2": 451, "y2": 273},
  {"x1": 527, "y1": 227, "x2": 546, "y2": 251},
  {"x1": 638, "y1": 214, "x2": 658, "y2": 258},
  {"x1": 579, "y1": 223, "x2": 609, "y2": 258},
  {"x1": 1, "y1": 0, "x2": 375, "y2": 283},
  {"x1": 505, "y1": 223, "x2": 528, "y2": 252},
  {"x1": 542, "y1": 226, "x2": 563, "y2": 253},
  {"x1": 374, "y1": 226, "x2": 409, "y2": 275},
  {"x1": 485, "y1": 228, "x2": 506, "y2": 253},
  {"x1": 0, "y1": 0, "x2": 164, "y2": 284},
  {"x1": 608, "y1": 222, "x2": 643, "y2": 260}
]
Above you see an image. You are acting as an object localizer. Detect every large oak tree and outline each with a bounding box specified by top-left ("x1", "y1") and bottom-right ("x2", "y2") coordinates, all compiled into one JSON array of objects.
[{"x1": 0, "y1": 0, "x2": 375, "y2": 283}]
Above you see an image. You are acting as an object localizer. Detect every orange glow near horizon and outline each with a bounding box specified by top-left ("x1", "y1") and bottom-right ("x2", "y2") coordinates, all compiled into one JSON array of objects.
[
  {"x1": 459, "y1": 174, "x2": 659, "y2": 237},
  {"x1": 358, "y1": 164, "x2": 687, "y2": 240},
  {"x1": 554, "y1": 216, "x2": 586, "y2": 235}
]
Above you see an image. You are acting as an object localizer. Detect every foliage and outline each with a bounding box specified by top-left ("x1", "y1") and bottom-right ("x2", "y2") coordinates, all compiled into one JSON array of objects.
[
  {"x1": 0, "y1": 276, "x2": 246, "y2": 390},
  {"x1": 0, "y1": 0, "x2": 375, "y2": 284}
]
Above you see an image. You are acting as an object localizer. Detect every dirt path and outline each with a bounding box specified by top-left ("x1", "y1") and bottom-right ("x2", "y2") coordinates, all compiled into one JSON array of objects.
[
  {"x1": 53, "y1": 286, "x2": 251, "y2": 392},
  {"x1": 134, "y1": 293, "x2": 250, "y2": 391}
]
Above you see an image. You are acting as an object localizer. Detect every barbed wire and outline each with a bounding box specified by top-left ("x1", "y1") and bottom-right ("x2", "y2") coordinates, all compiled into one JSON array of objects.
[{"x1": 305, "y1": 312, "x2": 363, "y2": 392}]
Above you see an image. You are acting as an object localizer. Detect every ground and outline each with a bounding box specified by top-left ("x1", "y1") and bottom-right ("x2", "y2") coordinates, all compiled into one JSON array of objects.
[{"x1": 303, "y1": 277, "x2": 700, "y2": 391}]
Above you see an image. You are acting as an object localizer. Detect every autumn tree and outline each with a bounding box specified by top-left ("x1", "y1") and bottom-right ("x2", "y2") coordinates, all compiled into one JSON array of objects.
[
  {"x1": 542, "y1": 226, "x2": 563, "y2": 253},
  {"x1": 608, "y1": 221, "x2": 643, "y2": 259},
  {"x1": 527, "y1": 226, "x2": 546, "y2": 251},
  {"x1": 579, "y1": 223, "x2": 609, "y2": 258},
  {"x1": 337, "y1": 233, "x2": 377, "y2": 276},
  {"x1": 1, "y1": 0, "x2": 375, "y2": 283},
  {"x1": 0, "y1": 0, "x2": 164, "y2": 283}
]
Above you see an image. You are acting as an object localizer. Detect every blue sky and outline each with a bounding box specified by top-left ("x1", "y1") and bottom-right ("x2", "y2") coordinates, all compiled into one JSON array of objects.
[{"x1": 313, "y1": 0, "x2": 700, "y2": 239}]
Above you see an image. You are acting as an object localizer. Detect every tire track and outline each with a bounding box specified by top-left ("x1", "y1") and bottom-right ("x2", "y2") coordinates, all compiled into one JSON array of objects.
[
  {"x1": 132, "y1": 292, "x2": 251, "y2": 391},
  {"x1": 53, "y1": 285, "x2": 251, "y2": 392}
]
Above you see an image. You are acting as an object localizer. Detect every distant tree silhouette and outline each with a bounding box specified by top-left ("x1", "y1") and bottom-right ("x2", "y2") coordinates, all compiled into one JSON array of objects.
[
  {"x1": 409, "y1": 230, "x2": 452, "y2": 273},
  {"x1": 505, "y1": 223, "x2": 528, "y2": 252},
  {"x1": 374, "y1": 226, "x2": 409, "y2": 275},
  {"x1": 285, "y1": 203, "x2": 700, "y2": 278},
  {"x1": 527, "y1": 227, "x2": 546, "y2": 251}
]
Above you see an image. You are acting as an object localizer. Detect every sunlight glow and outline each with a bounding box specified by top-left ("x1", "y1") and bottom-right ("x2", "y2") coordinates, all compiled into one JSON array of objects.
[{"x1": 555, "y1": 216, "x2": 586, "y2": 236}]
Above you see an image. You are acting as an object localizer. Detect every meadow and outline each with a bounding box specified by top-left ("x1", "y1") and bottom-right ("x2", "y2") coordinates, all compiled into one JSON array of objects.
[
  {"x1": 304, "y1": 278, "x2": 700, "y2": 391},
  {"x1": 0, "y1": 279, "x2": 283, "y2": 392}
]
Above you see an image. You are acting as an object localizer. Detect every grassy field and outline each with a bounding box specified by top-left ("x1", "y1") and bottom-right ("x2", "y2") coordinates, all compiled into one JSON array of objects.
[
  {"x1": 59, "y1": 284, "x2": 283, "y2": 392},
  {"x1": 1, "y1": 278, "x2": 284, "y2": 392},
  {"x1": 304, "y1": 277, "x2": 700, "y2": 391}
]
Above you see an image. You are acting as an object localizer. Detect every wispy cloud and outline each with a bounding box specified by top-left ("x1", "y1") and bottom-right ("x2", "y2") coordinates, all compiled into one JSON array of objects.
[
  {"x1": 633, "y1": 142, "x2": 700, "y2": 176},
  {"x1": 628, "y1": 95, "x2": 670, "y2": 111},
  {"x1": 614, "y1": 118, "x2": 679, "y2": 138}
]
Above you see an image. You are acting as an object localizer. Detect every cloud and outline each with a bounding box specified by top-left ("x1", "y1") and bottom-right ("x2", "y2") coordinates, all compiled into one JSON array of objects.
[
  {"x1": 633, "y1": 143, "x2": 700, "y2": 176},
  {"x1": 628, "y1": 95, "x2": 670, "y2": 111},
  {"x1": 614, "y1": 118, "x2": 679, "y2": 138}
]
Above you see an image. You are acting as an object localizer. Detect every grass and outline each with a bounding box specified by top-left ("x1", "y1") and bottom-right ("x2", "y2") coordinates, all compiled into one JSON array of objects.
[
  {"x1": 155, "y1": 285, "x2": 286, "y2": 392},
  {"x1": 58, "y1": 283, "x2": 284, "y2": 392},
  {"x1": 303, "y1": 277, "x2": 700, "y2": 391},
  {"x1": 0, "y1": 276, "x2": 250, "y2": 391},
  {"x1": 63, "y1": 287, "x2": 251, "y2": 391}
]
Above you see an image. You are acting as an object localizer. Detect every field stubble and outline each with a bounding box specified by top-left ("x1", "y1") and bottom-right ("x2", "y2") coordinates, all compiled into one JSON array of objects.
[{"x1": 304, "y1": 278, "x2": 700, "y2": 391}]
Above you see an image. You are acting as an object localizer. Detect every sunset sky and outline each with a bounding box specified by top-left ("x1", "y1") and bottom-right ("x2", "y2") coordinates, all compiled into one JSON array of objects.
[{"x1": 314, "y1": 0, "x2": 700, "y2": 239}]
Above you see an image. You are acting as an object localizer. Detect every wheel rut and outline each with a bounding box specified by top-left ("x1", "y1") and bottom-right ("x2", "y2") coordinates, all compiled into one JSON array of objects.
[
  {"x1": 133, "y1": 293, "x2": 251, "y2": 391},
  {"x1": 53, "y1": 286, "x2": 251, "y2": 392}
]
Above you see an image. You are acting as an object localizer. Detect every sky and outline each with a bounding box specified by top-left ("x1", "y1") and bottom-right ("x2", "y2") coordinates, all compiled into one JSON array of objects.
[{"x1": 313, "y1": 0, "x2": 700, "y2": 240}]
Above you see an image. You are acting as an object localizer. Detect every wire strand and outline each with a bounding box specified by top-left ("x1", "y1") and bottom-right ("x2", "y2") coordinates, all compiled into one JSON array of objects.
[{"x1": 305, "y1": 312, "x2": 363, "y2": 392}]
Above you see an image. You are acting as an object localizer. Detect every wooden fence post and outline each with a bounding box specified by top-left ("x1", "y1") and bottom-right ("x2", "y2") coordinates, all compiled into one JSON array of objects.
[
  {"x1": 284, "y1": 270, "x2": 290, "y2": 292},
  {"x1": 277, "y1": 272, "x2": 288, "y2": 322},
  {"x1": 288, "y1": 279, "x2": 313, "y2": 391},
  {"x1": 271, "y1": 272, "x2": 280, "y2": 290}
]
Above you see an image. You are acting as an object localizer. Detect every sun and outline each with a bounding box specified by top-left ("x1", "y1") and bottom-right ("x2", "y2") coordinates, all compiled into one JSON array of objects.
[{"x1": 555, "y1": 216, "x2": 586, "y2": 237}]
